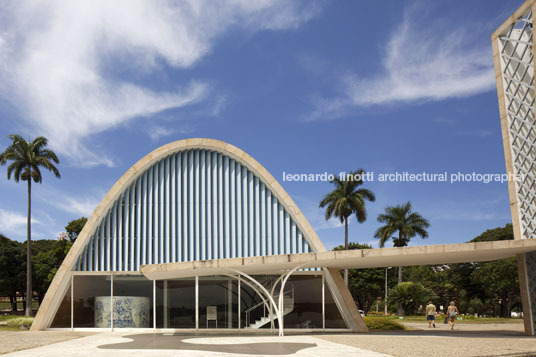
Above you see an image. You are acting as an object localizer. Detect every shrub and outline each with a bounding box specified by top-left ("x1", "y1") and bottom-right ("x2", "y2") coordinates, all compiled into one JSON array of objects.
[
  {"x1": 363, "y1": 317, "x2": 406, "y2": 330},
  {"x1": 6, "y1": 316, "x2": 33, "y2": 327}
]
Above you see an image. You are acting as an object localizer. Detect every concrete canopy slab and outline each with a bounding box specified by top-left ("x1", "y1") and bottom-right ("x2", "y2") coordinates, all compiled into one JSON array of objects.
[{"x1": 141, "y1": 239, "x2": 536, "y2": 280}]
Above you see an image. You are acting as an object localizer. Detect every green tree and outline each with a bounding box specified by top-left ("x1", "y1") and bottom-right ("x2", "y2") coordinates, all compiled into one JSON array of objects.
[
  {"x1": 65, "y1": 217, "x2": 87, "y2": 242},
  {"x1": 0, "y1": 135, "x2": 60, "y2": 316},
  {"x1": 333, "y1": 242, "x2": 387, "y2": 313},
  {"x1": 0, "y1": 234, "x2": 25, "y2": 311},
  {"x1": 320, "y1": 169, "x2": 375, "y2": 285},
  {"x1": 33, "y1": 238, "x2": 71, "y2": 303},
  {"x1": 470, "y1": 223, "x2": 513, "y2": 242},
  {"x1": 471, "y1": 257, "x2": 519, "y2": 317},
  {"x1": 387, "y1": 282, "x2": 438, "y2": 316}
]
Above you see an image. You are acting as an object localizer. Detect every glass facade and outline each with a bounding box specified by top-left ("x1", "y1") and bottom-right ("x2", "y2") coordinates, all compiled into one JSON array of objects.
[
  {"x1": 156, "y1": 278, "x2": 196, "y2": 328},
  {"x1": 281, "y1": 275, "x2": 323, "y2": 329},
  {"x1": 113, "y1": 275, "x2": 153, "y2": 328},
  {"x1": 50, "y1": 282, "x2": 71, "y2": 328},
  {"x1": 73, "y1": 276, "x2": 111, "y2": 327},
  {"x1": 199, "y1": 277, "x2": 238, "y2": 329},
  {"x1": 58, "y1": 272, "x2": 347, "y2": 330}
]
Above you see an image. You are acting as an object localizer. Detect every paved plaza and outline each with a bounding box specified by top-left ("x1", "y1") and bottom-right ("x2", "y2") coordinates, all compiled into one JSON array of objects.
[{"x1": 2, "y1": 324, "x2": 535, "y2": 357}]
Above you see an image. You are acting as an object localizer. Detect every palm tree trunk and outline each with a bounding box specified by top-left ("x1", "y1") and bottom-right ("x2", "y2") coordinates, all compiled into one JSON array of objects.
[
  {"x1": 344, "y1": 216, "x2": 348, "y2": 286},
  {"x1": 397, "y1": 231, "x2": 403, "y2": 316},
  {"x1": 26, "y1": 179, "x2": 32, "y2": 317}
]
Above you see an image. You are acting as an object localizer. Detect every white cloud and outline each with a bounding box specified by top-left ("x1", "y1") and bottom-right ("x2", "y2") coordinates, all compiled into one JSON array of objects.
[
  {"x1": 37, "y1": 188, "x2": 103, "y2": 217},
  {"x1": 57, "y1": 196, "x2": 101, "y2": 217},
  {"x1": 0, "y1": 208, "x2": 39, "y2": 235},
  {"x1": 308, "y1": 5, "x2": 495, "y2": 120},
  {"x1": 148, "y1": 125, "x2": 193, "y2": 142},
  {"x1": 0, "y1": 0, "x2": 320, "y2": 167}
]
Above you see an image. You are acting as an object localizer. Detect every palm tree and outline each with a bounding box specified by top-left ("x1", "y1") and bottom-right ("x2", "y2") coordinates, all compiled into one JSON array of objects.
[
  {"x1": 375, "y1": 202, "x2": 429, "y2": 316},
  {"x1": 387, "y1": 282, "x2": 437, "y2": 315},
  {"x1": 374, "y1": 202, "x2": 430, "y2": 284},
  {"x1": 319, "y1": 169, "x2": 375, "y2": 285},
  {"x1": 0, "y1": 135, "x2": 60, "y2": 316}
]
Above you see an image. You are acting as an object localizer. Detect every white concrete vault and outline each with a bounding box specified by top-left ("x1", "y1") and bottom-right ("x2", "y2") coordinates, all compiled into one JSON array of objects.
[{"x1": 32, "y1": 138, "x2": 366, "y2": 333}]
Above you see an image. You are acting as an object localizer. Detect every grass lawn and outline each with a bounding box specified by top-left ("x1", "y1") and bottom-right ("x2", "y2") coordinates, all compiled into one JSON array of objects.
[
  {"x1": 0, "y1": 315, "x2": 34, "y2": 331},
  {"x1": 0, "y1": 301, "x2": 39, "y2": 311}
]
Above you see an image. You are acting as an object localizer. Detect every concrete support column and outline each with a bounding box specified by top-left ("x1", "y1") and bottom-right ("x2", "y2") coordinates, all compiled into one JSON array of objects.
[{"x1": 517, "y1": 252, "x2": 536, "y2": 336}]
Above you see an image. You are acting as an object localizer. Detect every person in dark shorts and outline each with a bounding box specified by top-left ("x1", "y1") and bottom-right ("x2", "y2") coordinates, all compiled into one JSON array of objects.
[{"x1": 426, "y1": 301, "x2": 436, "y2": 328}]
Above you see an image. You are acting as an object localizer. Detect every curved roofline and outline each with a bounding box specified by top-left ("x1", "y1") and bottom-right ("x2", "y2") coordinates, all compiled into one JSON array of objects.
[{"x1": 32, "y1": 138, "x2": 327, "y2": 330}]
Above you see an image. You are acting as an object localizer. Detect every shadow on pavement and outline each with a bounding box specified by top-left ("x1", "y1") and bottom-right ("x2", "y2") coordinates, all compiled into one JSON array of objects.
[{"x1": 98, "y1": 333, "x2": 317, "y2": 355}]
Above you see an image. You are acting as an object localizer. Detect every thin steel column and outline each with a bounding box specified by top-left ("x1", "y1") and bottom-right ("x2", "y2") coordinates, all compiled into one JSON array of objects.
[
  {"x1": 153, "y1": 280, "x2": 156, "y2": 330},
  {"x1": 70, "y1": 275, "x2": 73, "y2": 330},
  {"x1": 322, "y1": 274, "x2": 325, "y2": 330},
  {"x1": 110, "y1": 274, "x2": 114, "y2": 330},
  {"x1": 195, "y1": 276, "x2": 199, "y2": 330},
  {"x1": 238, "y1": 277, "x2": 241, "y2": 329}
]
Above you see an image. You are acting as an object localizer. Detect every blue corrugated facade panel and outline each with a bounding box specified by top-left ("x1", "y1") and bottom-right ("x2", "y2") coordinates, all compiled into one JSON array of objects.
[{"x1": 76, "y1": 149, "x2": 313, "y2": 271}]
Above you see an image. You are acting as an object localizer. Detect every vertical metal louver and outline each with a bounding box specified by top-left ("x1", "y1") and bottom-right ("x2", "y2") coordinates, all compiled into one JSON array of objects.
[{"x1": 76, "y1": 149, "x2": 312, "y2": 271}]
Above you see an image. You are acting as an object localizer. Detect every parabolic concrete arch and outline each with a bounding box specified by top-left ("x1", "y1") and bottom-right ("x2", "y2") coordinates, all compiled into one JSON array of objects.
[{"x1": 32, "y1": 138, "x2": 365, "y2": 332}]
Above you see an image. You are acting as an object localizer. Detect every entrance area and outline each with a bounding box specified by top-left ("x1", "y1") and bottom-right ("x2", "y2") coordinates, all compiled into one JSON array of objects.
[{"x1": 50, "y1": 272, "x2": 348, "y2": 331}]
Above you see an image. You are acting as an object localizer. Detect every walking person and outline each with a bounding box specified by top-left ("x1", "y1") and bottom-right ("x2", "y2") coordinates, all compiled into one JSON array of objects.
[
  {"x1": 426, "y1": 301, "x2": 436, "y2": 328},
  {"x1": 447, "y1": 301, "x2": 459, "y2": 330}
]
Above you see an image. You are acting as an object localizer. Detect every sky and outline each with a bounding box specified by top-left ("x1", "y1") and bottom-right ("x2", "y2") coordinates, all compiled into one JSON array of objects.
[{"x1": 0, "y1": 0, "x2": 524, "y2": 249}]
